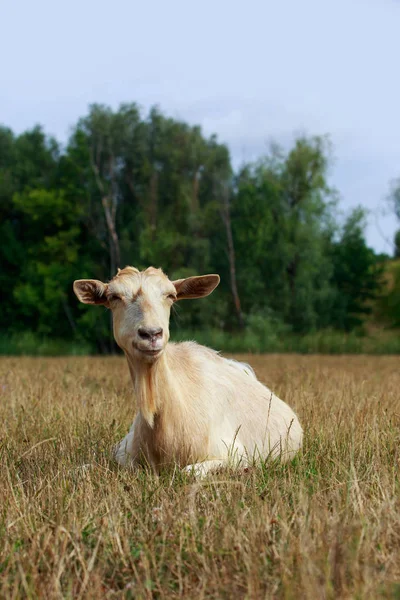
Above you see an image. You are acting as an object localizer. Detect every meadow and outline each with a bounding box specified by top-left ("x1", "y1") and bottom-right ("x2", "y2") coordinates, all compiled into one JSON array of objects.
[{"x1": 1, "y1": 354, "x2": 399, "y2": 599}]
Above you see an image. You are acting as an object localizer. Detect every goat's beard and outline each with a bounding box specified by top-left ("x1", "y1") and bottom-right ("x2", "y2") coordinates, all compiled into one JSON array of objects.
[{"x1": 125, "y1": 348, "x2": 168, "y2": 427}]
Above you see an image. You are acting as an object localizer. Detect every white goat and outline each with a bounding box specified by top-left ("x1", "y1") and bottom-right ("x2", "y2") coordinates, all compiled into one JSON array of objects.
[{"x1": 73, "y1": 267, "x2": 303, "y2": 476}]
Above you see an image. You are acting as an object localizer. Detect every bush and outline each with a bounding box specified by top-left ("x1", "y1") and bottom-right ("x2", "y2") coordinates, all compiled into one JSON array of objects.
[{"x1": 0, "y1": 332, "x2": 93, "y2": 356}]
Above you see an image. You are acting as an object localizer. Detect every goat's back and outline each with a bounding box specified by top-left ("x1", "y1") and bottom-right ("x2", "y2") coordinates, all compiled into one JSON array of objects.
[{"x1": 169, "y1": 342, "x2": 303, "y2": 464}]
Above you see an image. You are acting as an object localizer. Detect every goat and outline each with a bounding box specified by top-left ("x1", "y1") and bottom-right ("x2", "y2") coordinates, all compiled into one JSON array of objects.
[{"x1": 73, "y1": 266, "x2": 303, "y2": 476}]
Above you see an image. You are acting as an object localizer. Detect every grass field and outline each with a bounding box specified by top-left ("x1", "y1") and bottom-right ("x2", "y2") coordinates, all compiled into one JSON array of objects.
[{"x1": 1, "y1": 355, "x2": 400, "y2": 599}]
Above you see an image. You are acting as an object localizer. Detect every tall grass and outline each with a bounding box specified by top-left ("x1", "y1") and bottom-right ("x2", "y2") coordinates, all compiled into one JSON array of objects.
[{"x1": 0, "y1": 355, "x2": 399, "y2": 597}]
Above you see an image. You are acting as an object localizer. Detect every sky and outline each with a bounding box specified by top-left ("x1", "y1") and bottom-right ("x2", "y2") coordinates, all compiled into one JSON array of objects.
[{"x1": 1, "y1": 0, "x2": 399, "y2": 253}]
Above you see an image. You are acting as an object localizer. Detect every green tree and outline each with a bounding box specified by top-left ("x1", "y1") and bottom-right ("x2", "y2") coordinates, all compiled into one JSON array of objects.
[
  {"x1": 389, "y1": 178, "x2": 400, "y2": 222},
  {"x1": 330, "y1": 208, "x2": 383, "y2": 330},
  {"x1": 12, "y1": 189, "x2": 83, "y2": 337},
  {"x1": 0, "y1": 109, "x2": 390, "y2": 351},
  {"x1": 64, "y1": 105, "x2": 232, "y2": 338},
  {"x1": 67, "y1": 103, "x2": 143, "y2": 278},
  {"x1": 394, "y1": 230, "x2": 400, "y2": 259},
  {"x1": 234, "y1": 136, "x2": 337, "y2": 332},
  {"x1": 0, "y1": 126, "x2": 59, "y2": 333}
]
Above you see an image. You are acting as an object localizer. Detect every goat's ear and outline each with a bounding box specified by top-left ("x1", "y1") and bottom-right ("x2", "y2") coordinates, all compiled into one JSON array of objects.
[
  {"x1": 73, "y1": 279, "x2": 109, "y2": 306},
  {"x1": 172, "y1": 274, "x2": 220, "y2": 300}
]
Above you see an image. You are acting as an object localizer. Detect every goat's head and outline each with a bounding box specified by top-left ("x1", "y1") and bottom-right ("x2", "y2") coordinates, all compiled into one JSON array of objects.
[{"x1": 73, "y1": 267, "x2": 220, "y2": 363}]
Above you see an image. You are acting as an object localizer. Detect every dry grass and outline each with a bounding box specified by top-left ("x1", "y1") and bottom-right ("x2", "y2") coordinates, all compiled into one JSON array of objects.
[{"x1": 0, "y1": 355, "x2": 400, "y2": 599}]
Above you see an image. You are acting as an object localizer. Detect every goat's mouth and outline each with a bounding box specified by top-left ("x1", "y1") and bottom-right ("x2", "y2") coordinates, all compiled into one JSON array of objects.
[{"x1": 133, "y1": 345, "x2": 163, "y2": 357}]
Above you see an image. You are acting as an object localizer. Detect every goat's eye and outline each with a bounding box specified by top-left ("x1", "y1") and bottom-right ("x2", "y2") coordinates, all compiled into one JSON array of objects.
[
  {"x1": 167, "y1": 293, "x2": 176, "y2": 302},
  {"x1": 108, "y1": 294, "x2": 121, "y2": 303}
]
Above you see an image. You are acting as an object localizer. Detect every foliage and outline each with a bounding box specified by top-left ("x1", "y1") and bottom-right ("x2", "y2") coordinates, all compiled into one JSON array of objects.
[
  {"x1": 389, "y1": 177, "x2": 400, "y2": 222},
  {"x1": 395, "y1": 229, "x2": 400, "y2": 258},
  {"x1": 377, "y1": 260, "x2": 400, "y2": 328},
  {"x1": 233, "y1": 137, "x2": 337, "y2": 333},
  {"x1": 0, "y1": 106, "x2": 391, "y2": 351},
  {"x1": 330, "y1": 208, "x2": 384, "y2": 330}
]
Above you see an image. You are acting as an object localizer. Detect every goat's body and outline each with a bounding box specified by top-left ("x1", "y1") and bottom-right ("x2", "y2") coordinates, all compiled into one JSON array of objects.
[
  {"x1": 74, "y1": 266, "x2": 303, "y2": 477},
  {"x1": 114, "y1": 342, "x2": 303, "y2": 474}
]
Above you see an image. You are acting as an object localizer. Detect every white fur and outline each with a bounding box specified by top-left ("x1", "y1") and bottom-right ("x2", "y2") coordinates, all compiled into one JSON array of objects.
[
  {"x1": 74, "y1": 267, "x2": 303, "y2": 477},
  {"x1": 114, "y1": 342, "x2": 303, "y2": 475}
]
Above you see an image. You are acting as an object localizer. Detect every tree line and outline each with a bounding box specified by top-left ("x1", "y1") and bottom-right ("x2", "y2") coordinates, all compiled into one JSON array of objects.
[{"x1": 1, "y1": 103, "x2": 399, "y2": 353}]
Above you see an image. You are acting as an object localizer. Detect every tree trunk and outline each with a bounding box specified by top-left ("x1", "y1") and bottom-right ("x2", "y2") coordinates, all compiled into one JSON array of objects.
[
  {"x1": 62, "y1": 298, "x2": 77, "y2": 334},
  {"x1": 90, "y1": 152, "x2": 121, "y2": 278},
  {"x1": 286, "y1": 257, "x2": 298, "y2": 302},
  {"x1": 221, "y1": 186, "x2": 244, "y2": 328},
  {"x1": 149, "y1": 170, "x2": 158, "y2": 239},
  {"x1": 192, "y1": 167, "x2": 201, "y2": 213},
  {"x1": 102, "y1": 195, "x2": 121, "y2": 277}
]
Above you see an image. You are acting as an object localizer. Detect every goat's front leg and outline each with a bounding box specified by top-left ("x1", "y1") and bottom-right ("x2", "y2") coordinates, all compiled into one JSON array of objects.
[
  {"x1": 114, "y1": 435, "x2": 135, "y2": 467},
  {"x1": 113, "y1": 418, "x2": 140, "y2": 467},
  {"x1": 183, "y1": 459, "x2": 227, "y2": 478}
]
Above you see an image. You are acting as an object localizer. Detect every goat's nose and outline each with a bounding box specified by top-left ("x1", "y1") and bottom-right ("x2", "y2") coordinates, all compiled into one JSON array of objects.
[{"x1": 138, "y1": 326, "x2": 163, "y2": 341}]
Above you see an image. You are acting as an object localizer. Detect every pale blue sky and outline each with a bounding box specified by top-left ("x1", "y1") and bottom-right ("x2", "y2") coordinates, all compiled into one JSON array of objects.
[{"x1": 1, "y1": 0, "x2": 399, "y2": 253}]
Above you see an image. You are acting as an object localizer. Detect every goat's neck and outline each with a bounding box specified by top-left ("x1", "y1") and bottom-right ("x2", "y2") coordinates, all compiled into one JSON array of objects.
[{"x1": 125, "y1": 347, "x2": 173, "y2": 427}]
